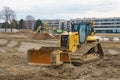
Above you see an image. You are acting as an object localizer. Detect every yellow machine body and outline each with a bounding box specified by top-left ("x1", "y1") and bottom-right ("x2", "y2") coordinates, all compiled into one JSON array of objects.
[
  {"x1": 86, "y1": 31, "x2": 97, "y2": 42},
  {"x1": 60, "y1": 32, "x2": 79, "y2": 52}
]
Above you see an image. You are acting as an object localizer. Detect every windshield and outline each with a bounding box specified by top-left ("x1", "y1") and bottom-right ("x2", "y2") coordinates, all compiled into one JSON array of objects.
[
  {"x1": 71, "y1": 24, "x2": 78, "y2": 32},
  {"x1": 86, "y1": 25, "x2": 93, "y2": 35}
]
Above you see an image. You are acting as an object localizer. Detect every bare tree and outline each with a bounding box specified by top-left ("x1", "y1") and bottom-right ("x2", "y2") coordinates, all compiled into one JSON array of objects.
[
  {"x1": 1, "y1": 6, "x2": 16, "y2": 32},
  {"x1": 10, "y1": 19, "x2": 17, "y2": 32}
]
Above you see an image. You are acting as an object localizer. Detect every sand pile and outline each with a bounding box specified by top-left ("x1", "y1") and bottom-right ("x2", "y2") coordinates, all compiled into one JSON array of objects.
[{"x1": 31, "y1": 33, "x2": 55, "y2": 40}]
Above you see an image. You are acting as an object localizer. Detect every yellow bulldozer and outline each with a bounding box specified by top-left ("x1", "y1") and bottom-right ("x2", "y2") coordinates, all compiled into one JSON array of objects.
[{"x1": 27, "y1": 21, "x2": 104, "y2": 66}]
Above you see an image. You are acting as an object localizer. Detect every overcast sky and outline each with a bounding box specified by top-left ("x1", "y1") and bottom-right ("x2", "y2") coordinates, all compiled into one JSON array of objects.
[{"x1": 0, "y1": 0, "x2": 120, "y2": 20}]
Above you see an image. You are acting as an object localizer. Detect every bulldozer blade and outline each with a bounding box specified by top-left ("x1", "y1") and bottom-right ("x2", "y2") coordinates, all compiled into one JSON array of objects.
[
  {"x1": 28, "y1": 49, "x2": 53, "y2": 65},
  {"x1": 27, "y1": 47, "x2": 71, "y2": 65}
]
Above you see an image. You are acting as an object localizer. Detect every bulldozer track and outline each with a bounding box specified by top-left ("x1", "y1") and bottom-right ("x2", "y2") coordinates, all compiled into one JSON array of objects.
[{"x1": 71, "y1": 42, "x2": 104, "y2": 66}]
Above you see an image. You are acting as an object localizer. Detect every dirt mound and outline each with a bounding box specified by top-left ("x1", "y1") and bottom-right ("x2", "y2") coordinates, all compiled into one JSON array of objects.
[{"x1": 29, "y1": 33, "x2": 56, "y2": 40}]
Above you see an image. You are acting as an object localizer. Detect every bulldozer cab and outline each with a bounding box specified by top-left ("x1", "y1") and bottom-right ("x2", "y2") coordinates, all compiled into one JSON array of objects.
[
  {"x1": 60, "y1": 21, "x2": 95, "y2": 51},
  {"x1": 71, "y1": 22, "x2": 94, "y2": 44}
]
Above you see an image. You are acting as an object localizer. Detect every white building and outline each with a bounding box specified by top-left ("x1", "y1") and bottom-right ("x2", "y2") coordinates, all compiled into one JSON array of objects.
[
  {"x1": 42, "y1": 19, "x2": 66, "y2": 30},
  {"x1": 69, "y1": 17, "x2": 120, "y2": 33}
]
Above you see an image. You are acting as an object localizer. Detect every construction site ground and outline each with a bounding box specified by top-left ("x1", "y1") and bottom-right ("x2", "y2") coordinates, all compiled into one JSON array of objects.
[{"x1": 0, "y1": 30, "x2": 120, "y2": 80}]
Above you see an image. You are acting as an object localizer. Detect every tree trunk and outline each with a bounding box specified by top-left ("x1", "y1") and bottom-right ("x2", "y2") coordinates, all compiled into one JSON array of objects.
[
  {"x1": 5, "y1": 22, "x2": 7, "y2": 32},
  {"x1": 11, "y1": 26, "x2": 12, "y2": 32}
]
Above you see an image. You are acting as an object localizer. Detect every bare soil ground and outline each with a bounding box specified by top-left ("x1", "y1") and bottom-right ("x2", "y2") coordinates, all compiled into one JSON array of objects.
[
  {"x1": 0, "y1": 32, "x2": 120, "y2": 80},
  {"x1": 96, "y1": 33, "x2": 120, "y2": 38}
]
